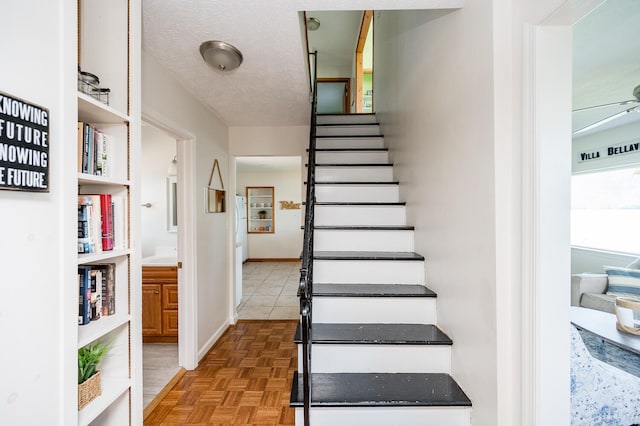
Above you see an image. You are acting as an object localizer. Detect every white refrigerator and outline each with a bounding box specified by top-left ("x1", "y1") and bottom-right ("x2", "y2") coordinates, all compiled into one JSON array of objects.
[{"x1": 235, "y1": 195, "x2": 248, "y2": 307}]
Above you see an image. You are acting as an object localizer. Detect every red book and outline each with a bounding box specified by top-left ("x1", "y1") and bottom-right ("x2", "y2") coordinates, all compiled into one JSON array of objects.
[{"x1": 99, "y1": 194, "x2": 114, "y2": 251}]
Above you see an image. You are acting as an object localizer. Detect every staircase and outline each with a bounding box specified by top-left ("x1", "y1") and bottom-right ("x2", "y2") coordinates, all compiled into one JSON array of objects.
[{"x1": 290, "y1": 114, "x2": 472, "y2": 425}]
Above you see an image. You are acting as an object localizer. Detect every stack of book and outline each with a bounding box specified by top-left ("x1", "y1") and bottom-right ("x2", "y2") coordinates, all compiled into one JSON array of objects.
[
  {"x1": 77, "y1": 122, "x2": 112, "y2": 176},
  {"x1": 78, "y1": 263, "x2": 116, "y2": 325},
  {"x1": 78, "y1": 194, "x2": 127, "y2": 253}
]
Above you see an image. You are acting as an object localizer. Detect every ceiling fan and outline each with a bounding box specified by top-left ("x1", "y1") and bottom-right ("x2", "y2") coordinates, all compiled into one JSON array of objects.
[{"x1": 572, "y1": 84, "x2": 640, "y2": 135}]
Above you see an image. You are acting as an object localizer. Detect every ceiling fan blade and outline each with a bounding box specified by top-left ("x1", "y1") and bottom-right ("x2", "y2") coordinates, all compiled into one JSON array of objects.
[
  {"x1": 572, "y1": 99, "x2": 639, "y2": 113},
  {"x1": 573, "y1": 106, "x2": 639, "y2": 135}
]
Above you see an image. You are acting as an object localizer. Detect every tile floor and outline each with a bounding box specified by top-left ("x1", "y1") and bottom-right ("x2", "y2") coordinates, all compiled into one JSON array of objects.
[
  {"x1": 142, "y1": 343, "x2": 180, "y2": 407},
  {"x1": 237, "y1": 261, "x2": 300, "y2": 320}
]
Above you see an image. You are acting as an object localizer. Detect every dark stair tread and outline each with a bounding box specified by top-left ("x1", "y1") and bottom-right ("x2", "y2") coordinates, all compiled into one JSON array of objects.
[
  {"x1": 316, "y1": 122, "x2": 379, "y2": 127},
  {"x1": 311, "y1": 225, "x2": 415, "y2": 230},
  {"x1": 316, "y1": 135, "x2": 384, "y2": 139},
  {"x1": 310, "y1": 148, "x2": 388, "y2": 152},
  {"x1": 314, "y1": 283, "x2": 437, "y2": 298},
  {"x1": 305, "y1": 181, "x2": 399, "y2": 185},
  {"x1": 312, "y1": 201, "x2": 406, "y2": 206},
  {"x1": 293, "y1": 323, "x2": 452, "y2": 345},
  {"x1": 290, "y1": 373, "x2": 471, "y2": 407},
  {"x1": 313, "y1": 163, "x2": 393, "y2": 167},
  {"x1": 317, "y1": 113, "x2": 376, "y2": 116},
  {"x1": 313, "y1": 251, "x2": 424, "y2": 261}
]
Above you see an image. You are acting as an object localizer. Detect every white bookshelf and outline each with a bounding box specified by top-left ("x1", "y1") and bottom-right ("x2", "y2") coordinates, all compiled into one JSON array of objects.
[{"x1": 75, "y1": 0, "x2": 141, "y2": 424}]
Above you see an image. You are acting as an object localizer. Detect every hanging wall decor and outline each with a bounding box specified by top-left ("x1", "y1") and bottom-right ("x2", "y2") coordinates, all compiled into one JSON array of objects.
[
  {"x1": 0, "y1": 91, "x2": 49, "y2": 192},
  {"x1": 206, "y1": 158, "x2": 226, "y2": 213}
]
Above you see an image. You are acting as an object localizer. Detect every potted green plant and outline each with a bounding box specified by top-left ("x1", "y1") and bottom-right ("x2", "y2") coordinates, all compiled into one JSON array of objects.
[
  {"x1": 258, "y1": 210, "x2": 267, "y2": 219},
  {"x1": 78, "y1": 340, "x2": 109, "y2": 410}
]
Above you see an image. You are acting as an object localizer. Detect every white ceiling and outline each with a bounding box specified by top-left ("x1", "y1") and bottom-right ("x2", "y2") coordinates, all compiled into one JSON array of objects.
[
  {"x1": 306, "y1": 11, "x2": 363, "y2": 74},
  {"x1": 572, "y1": 0, "x2": 640, "y2": 135},
  {"x1": 142, "y1": 0, "x2": 637, "y2": 134},
  {"x1": 141, "y1": 0, "x2": 462, "y2": 127}
]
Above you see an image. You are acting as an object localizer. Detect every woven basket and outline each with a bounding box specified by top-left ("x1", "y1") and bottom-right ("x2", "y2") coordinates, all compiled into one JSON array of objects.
[{"x1": 78, "y1": 371, "x2": 102, "y2": 410}]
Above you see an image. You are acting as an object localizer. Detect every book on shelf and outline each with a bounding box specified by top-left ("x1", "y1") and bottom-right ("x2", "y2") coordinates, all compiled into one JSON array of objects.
[
  {"x1": 78, "y1": 263, "x2": 116, "y2": 326},
  {"x1": 90, "y1": 268, "x2": 102, "y2": 321},
  {"x1": 96, "y1": 263, "x2": 116, "y2": 316},
  {"x1": 78, "y1": 194, "x2": 117, "y2": 253},
  {"x1": 77, "y1": 196, "x2": 97, "y2": 254},
  {"x1": 78, "y1": 266, "x2": 92, "y2": 325},
  {"x1": 99, "y1": 193, "x2": 114, "y2": 251},
  {"x1": 77, "y1": 121, "x2": 112, "y2": 177},
  {"x1": 111, "y1": 195, "x2": 128, "y2": 250},
  {"x1": 77, "y1": 195, "x2": 102, "y2": 254}
]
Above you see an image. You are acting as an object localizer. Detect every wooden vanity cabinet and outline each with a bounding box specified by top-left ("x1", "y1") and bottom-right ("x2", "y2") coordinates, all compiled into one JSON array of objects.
[{"x1": 142, "y1": 266, "x2": 178, "y2": 342}]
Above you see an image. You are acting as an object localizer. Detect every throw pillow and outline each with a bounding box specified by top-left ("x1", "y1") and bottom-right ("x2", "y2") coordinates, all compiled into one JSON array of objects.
[{"x1": 604, "y1": 265, "x2": 640, "y2": 297}]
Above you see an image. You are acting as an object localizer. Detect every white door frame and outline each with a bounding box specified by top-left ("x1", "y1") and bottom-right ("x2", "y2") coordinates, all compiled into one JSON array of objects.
[
  {"x1": 142, "y1": 112, "x2": 199, "y2": 370},
  {"x1": 521, "y1": 1, "x2": 604, "y2": 424}
]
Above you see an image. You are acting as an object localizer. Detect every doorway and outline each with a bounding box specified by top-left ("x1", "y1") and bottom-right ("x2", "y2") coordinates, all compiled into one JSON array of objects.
[
  {"x1": 234, "y1": 156, "x2": 303, "y2": 320},
  {"x1": 140, "y1": 124, "x2": 181, "y2": 409},
  {"x1": 317, "y1": 78, "x2": 350, "y2": 114}
]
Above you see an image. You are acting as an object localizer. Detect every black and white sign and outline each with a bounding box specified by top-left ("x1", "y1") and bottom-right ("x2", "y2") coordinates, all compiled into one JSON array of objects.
[
  {"x1": 578, "y1": 140, "x2": 640, "y2": 163},
  {"x1": 0, "y1": 91, "x2": 49, "y2": 192}
]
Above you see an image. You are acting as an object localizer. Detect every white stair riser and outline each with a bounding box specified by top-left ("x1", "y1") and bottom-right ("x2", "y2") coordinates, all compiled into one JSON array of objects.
[
  {"x1": 314, "y1": 260, "x2": 424, "y2": 284},
  {"x1": 314, "y1": 230, "x2": 414, "y2": 252},
  {"x1": 316, "y1": 125, "x2": 381, "y2": 136},
  {"x1": 295, "y1": 407, "x2": 471, "y2": 426},
  {"x1": 313, "y1": 297, "x2": 436, "y2": 324},
  {"x1": 316, "y1": 151, "x2": 389, "y2": 164},
  {"x1": 316, "y1": 137, "x2": 384, "y2": 150},
  {"x1": 315, "y1": 185, "x2": 399, "y2": 203},
  {"x1": 313, "y1": 260, "x2": 425, "y2": 284},
  {"x1": 316, "y1": 166, "x2": 394, "y2": 182},
  {"x1": 298, "y1": 345, "x2": 451, "y2": 374},
  {"x1": 316, "y1": 115, "x2": 378, "y2": 125},
  {"x1": 315, "y1": 205, "x2": 406, "y2": 226}
]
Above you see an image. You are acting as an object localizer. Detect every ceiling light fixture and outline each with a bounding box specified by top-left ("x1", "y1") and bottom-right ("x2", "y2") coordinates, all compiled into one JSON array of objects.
[
  {"x1": 199, "y1": 40, "x2": 243, "y2": 72},
  {"x1": 306, "y1": 17, "x2": 320, "y2": 31}
]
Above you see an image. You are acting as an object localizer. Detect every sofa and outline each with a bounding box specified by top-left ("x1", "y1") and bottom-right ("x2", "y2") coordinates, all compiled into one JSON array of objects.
[{"x1": 571, "y1": 258, "x2": 640, "y2": 314}]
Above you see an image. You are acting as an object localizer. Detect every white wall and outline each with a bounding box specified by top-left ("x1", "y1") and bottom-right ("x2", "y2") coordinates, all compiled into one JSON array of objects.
[
  {"x1": 571, "y1": 246, "x2": 638, "y2": 274},
  {"x1": 0, "y1": 1, "x2": 77, "y2": 424},
  {"x1": 237, "y1": 169, "x2": 303, "y2": 259},
  {"x1": 374, "y1": 0, "x2": 593, "y2": 424},
  {"x1": 375, "y1": 8, "x2": 498, "y2": 424},
  {"x1": 229, "y1": 126, "x2": 308, "y2": 158},
  {"x1": 142, "y1": 51, "x2": 230, "y2": 361},
  {"x1": 141, "y1": 125, "x2": 177, "y2": 258}
]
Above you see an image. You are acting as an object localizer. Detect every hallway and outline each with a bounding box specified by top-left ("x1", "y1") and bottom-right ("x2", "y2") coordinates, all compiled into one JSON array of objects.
[
  {"x1": 144, "y1": 320, "x2": 297, "y2": 425},
  {"x1": 237, "y1": 261, "x2": 300, "y2": 320}
]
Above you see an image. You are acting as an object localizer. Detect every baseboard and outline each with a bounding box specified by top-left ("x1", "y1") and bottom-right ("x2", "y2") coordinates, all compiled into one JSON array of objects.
[
  {"x1": 197, "y1": 319, "x2": 230, "y2": 363},
  {"x1": 247, "y1": 258, "x2": 301, "y2": 262},
  {"x1": 143, "y1": 367, "x2": 186, "y2": 419}
]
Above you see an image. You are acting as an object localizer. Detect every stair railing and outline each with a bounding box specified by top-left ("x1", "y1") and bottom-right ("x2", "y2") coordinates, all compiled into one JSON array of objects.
[{"x1": 299, "y1": 50, "x2": 318, "y2": 426}]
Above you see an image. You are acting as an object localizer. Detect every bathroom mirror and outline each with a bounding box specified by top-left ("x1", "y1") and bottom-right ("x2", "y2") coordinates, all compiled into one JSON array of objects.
[{"x1": 167, "y1": 176, "x2": 177, "y2": 232}]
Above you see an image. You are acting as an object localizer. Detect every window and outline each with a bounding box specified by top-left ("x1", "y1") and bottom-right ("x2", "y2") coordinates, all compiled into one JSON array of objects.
[{"x1": 571, "y1": 167, "x2": 640, "y2": 254}]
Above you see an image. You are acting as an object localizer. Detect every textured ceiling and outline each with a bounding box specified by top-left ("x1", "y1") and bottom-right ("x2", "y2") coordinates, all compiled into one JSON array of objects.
[
  {"x1": 142, "y1": 0, "x2": 463, "y2": 127},
  {"x1": 572, "y1": 0, "x2": 640, "y2": 134},
  {"x1": 307, "y1": 11, "x2": 363, "y2": 75}
]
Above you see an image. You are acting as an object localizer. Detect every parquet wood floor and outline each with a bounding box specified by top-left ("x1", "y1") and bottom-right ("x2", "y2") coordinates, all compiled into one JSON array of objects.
[{"x1": 144, "y1": 320, "x2": 298, "y2": 426}]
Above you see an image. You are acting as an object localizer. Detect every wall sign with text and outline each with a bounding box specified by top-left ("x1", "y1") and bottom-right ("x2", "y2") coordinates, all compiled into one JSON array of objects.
[
  {"x1": 0, "y1": 91, "x2": 49, "y2": 192},
  {"x1": 578, "y1": 140, "x2": 640, "y2": 163}
]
